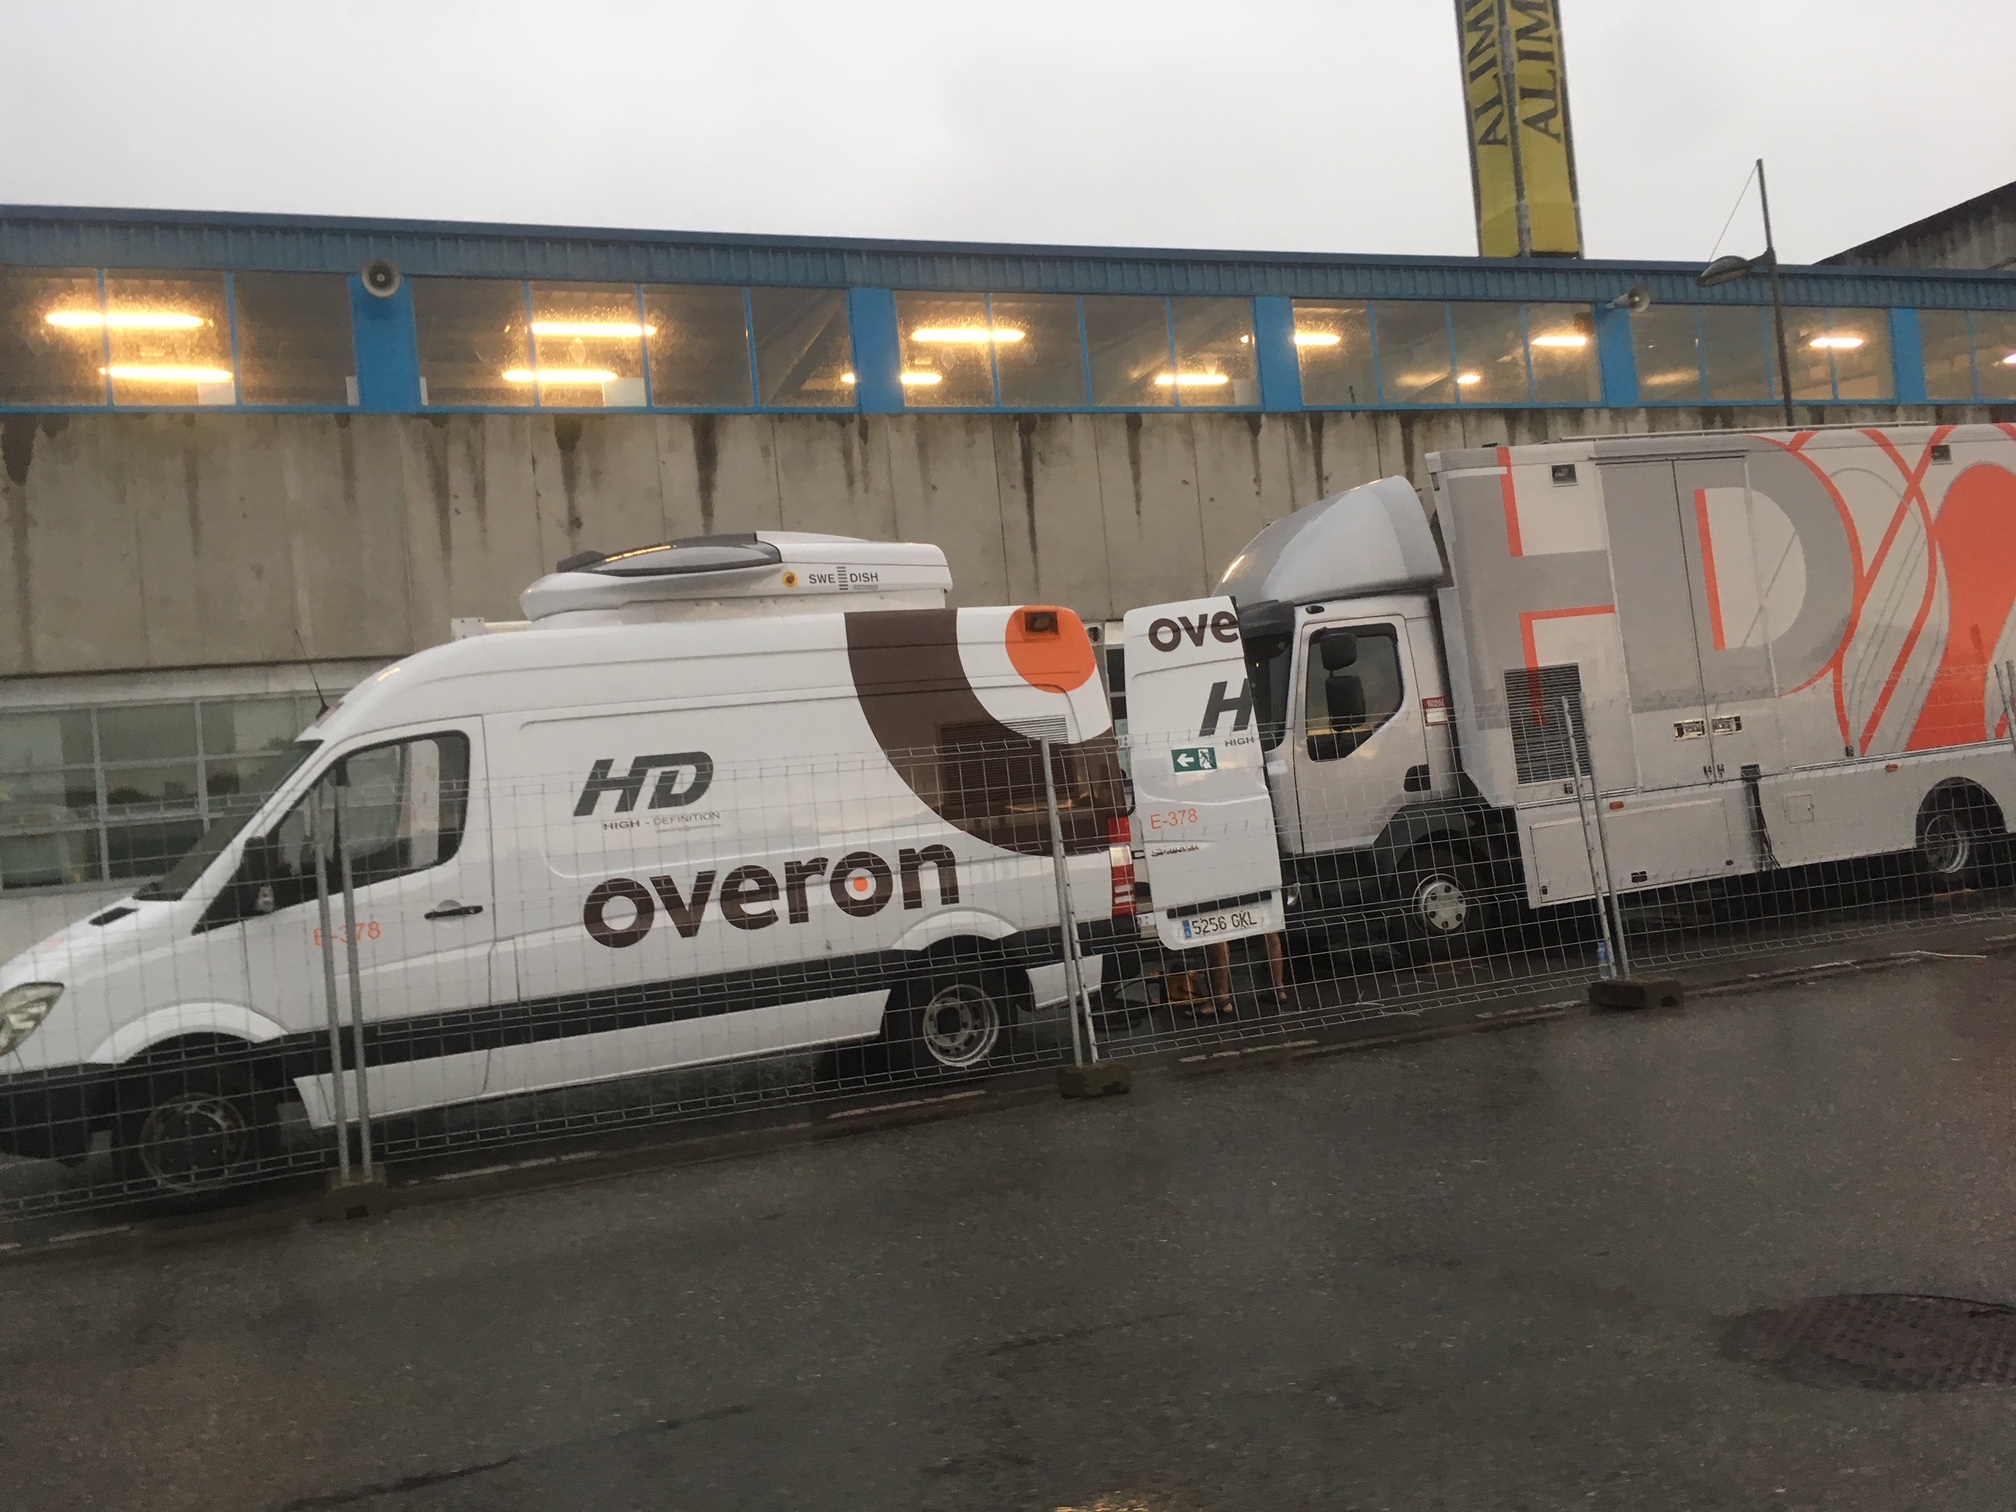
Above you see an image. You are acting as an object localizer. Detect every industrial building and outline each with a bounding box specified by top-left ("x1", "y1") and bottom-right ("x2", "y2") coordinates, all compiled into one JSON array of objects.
[{"x1": 1, "y1": 202, "x2": 2015, "y2": 922}]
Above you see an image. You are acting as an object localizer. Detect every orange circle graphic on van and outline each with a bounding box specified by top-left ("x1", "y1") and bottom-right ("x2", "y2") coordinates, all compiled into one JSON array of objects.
[
  {"x1": 1005, "y1": 605, "x2": 1095, "y2": 692},
  {"x1": 782, "y1": 570, "x2": 799, "y2": 587}
]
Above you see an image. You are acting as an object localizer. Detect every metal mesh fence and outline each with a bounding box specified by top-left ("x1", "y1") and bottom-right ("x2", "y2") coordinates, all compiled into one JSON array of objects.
[{"x1": 3, "y1": 687, "x2": 2015, "y2": 1217}]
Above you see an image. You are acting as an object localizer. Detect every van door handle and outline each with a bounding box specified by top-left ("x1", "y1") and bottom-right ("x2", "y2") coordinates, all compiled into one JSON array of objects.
[{"x1": 424, "y1": 901, "x2": 484, "y2": 921}]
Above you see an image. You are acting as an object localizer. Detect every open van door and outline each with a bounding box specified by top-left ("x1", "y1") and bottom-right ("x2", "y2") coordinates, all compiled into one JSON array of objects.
[{"x1": 1122, "y1": 597, "x2": 1285, "y2": 949}]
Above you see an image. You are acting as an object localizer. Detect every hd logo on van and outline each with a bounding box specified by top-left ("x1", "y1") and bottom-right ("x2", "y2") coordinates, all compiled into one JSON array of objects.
[
  {"x1": 574, "y1": 753, "x2": 715, "y2": 817},
  {"x1": 583, "y1": 846, "x2": 959, "y2": 947}
]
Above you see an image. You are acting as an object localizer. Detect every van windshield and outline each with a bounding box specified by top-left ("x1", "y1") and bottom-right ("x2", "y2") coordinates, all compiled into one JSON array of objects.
[{"x1": 132, "y1": 741, "x2": 321, "y2": 902}]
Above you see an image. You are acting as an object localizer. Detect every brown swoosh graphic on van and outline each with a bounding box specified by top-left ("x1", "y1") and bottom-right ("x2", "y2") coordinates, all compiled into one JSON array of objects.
[{"x1": 844, "y1": 609, "x2": 1124, "y2": 857}]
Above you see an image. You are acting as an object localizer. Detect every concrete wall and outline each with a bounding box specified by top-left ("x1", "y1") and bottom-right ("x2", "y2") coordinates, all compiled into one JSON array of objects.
[
  {"x1": 1828, "y1": 181, "x2": 2016, "y2": 271},
  {"x1": 0, "y1": 402, "x2": 1994, "y2": 678}
]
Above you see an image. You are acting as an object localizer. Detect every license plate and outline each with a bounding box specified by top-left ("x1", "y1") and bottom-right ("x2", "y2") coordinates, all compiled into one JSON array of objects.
[{"x1": 1179, "y1": 905, "x2": 1262, "y2": 941}]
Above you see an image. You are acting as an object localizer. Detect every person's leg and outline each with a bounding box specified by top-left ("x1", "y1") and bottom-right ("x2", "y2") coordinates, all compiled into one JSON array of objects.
[
  {"x1": 1208, "y1": 940, "x2": 1234, "y2": 1014},
  {"x1": 1265, "y1": 931, "x2": 1288, "y2": 1006}
]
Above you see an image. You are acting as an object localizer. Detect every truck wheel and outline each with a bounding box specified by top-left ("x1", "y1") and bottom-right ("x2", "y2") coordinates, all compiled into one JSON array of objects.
[
  {"x1": 1915, "y1": 791, "x2": 1997, "y2": 890},
  {"x1": 110, "y1": 1062, "x2": 268, "y2": 1198},
  {"x1": 1398, "y1": 844, "x2": 1491, "y2": 959},
  {"x1": 887, "y1": 970, "x2": 1008, "y2": 1074}
]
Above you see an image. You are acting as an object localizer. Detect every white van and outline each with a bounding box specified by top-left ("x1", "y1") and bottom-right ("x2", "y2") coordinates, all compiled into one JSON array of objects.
[{"x1": 0, "y1": 533, "x2": 1143, "y2": 1193}]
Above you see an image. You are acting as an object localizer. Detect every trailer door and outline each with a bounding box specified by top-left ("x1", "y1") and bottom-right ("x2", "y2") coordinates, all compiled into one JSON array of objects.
[
  {"x1": 1674, "y1": 454, "x2": 1788, "y2": 777},
  {"x1": 1122, "y1": 598, "x2": 1285, "y2": 949},
  {"x1": 1602, "y1": 459, "x2": 1721, "y2": 791}
]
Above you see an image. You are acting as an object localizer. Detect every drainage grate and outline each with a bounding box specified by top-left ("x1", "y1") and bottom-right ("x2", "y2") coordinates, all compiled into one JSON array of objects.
[{"x1": 1720, "y1": 1293, "x2": 2016, "y2": 1391}]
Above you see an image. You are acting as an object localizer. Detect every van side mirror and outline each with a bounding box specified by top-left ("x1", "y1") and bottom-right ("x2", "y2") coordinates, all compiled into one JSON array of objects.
[
  {"x1": 1319, "y1": 633, "x2": 1359, "y2": 671},
  {"x1": 1325, "y1": 672, "x2": 1366, "y2": 725}
]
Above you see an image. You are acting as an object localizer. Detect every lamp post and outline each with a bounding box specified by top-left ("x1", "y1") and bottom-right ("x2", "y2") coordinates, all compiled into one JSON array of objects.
[{"x1": 1697, "y1": 158, "x2": 1796, "y2": 429}]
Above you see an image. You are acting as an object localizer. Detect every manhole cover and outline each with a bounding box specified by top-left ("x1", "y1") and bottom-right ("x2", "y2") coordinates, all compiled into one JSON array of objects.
[{"x1": 1721, "y1": 1293, "x2": 2016, "y2": 1391}]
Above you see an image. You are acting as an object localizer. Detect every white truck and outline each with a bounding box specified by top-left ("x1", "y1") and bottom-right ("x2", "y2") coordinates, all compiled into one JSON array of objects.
[{"x1": 1124, "y1": 422, "x2": 2016, "y2": 955}]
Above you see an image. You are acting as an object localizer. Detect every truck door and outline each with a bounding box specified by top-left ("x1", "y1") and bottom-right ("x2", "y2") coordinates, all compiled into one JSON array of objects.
[
  {"x1": 1286, "y1": 613, "x2": 1432, "y2": 856},
  {"x1": 1122, "y1": 598, "x2": 1285, "y2": 948}
]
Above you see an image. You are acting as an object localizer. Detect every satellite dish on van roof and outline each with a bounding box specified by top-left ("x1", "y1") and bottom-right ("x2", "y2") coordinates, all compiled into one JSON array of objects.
[{"x1": 520, "y1": 531, "x2": 952, "y2": 626}]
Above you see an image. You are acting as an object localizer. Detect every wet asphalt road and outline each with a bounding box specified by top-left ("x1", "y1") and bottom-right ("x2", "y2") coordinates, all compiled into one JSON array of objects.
[{"x1": 4, "y1": 952, "x2": 2015, "y2": 1511}]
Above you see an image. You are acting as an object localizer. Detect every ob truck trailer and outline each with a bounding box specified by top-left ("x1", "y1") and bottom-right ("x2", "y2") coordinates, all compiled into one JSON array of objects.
[{"x1": 1143, "y1": 423, "x2": 2016, "y2": 953}]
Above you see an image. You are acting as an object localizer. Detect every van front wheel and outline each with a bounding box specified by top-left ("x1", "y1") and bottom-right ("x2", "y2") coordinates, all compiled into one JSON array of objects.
[
  {"x1": 889, "y1": 971, "x2": 1007, "y2": 1075},
  {"x1": 110, "y1": 1063, "x2": 266, "y2": 1198}
]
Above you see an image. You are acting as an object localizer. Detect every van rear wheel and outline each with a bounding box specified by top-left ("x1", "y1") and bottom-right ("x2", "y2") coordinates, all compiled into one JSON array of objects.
[{"x1": 888, "y1": 970, "x2": 1008, "y2": 1075}]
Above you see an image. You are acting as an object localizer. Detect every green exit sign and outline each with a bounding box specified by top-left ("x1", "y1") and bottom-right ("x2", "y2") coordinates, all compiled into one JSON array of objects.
[{"x1": 1171, "y1": 746, "x2": 1218, "y2": 772}]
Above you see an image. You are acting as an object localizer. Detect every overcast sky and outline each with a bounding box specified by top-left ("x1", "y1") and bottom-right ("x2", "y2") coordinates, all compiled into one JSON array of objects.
[{"x1": 4, "y1": 1, "x2": 2012, "y2": 265}]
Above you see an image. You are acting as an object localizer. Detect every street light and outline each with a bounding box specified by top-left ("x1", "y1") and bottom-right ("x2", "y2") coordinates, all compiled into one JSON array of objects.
[{"x1": 1697, "y1": 158, "x2": 1796, "y2": 428}]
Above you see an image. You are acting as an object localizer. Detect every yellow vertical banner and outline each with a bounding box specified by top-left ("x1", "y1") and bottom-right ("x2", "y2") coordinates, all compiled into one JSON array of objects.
[
  {"x1": 1454, "y1": 0, "x2": 1583, "y2": 258},
  {"x1": 1455, "y1": 0, "x2": 1519, "y2": 257}
]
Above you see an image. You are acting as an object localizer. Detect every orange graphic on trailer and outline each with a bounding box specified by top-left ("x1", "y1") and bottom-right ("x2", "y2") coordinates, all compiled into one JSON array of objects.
[{"x1": 1443, "y1": 422, "x2": 2016, "y2": 780}]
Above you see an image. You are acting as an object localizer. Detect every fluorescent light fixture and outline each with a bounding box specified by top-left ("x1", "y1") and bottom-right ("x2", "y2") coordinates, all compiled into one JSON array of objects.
[
  {"x1": 502, "y1": 368, "x2": 619, "y2": 385},
  {"x1": 909, "y1": 327, "x2": 1025, "y2": 344},
  {"x1": 1154, "y1": 372, "x2": 1230, "y2": 387},
  {"x1": 49, "y1": 310, "x2": 206, "y2": 330},
  {"x1": 1809, "y1": 335, "x2": 1865, "y2": 350},
  {"x1": 530, "y1": 321, "x2": 657, "y2": 338},
  {"x1": 1530, "y1": 333, "x2": 1589, "y2": 349},
  {"x1": 842, "y1": 372, "x2": 857, "y2": 384},
  {"x1": 100, "y1": 364, "x2": 233, "y2": 382},
  {"x1": 1293, "y1": 331, "x2": 1342, "y2": 347},
  {"x1": 899, "y1": 371, "x2": 943, "y2": 386},
  {"x1": 1457, "y1": 372, "x2": 1482, "y2": 385},
  {"x1": 2001, "y1": 353, "x2": 2016, "y2": 367}
]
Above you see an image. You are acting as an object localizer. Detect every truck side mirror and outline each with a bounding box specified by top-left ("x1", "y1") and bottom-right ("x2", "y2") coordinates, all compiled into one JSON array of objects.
[
  {"x1": 1319, "y1": 632, "x2": 1359, "y2": 671},
  {"x1": 1324, "y1": 672, "x2": 1366, "y2": 726}
]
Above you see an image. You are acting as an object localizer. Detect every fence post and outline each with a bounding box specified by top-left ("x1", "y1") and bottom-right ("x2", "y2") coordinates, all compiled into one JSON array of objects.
[
  {"x1": 1562, "y1": 698, "x2": 1618, "y2": 979},
  {"x1": 333, "y1": 777, "x2": 375, "y2": 1179},
  {"x1": 1039, "y1": 737, "x2": 1093, "y2": 1067},
  {"x1": 310, "y1": 784, "x2": 351, "y2": 1182},
  {"x1": 1998, "y1": 662, "x2": 2016, "y2": 759}
]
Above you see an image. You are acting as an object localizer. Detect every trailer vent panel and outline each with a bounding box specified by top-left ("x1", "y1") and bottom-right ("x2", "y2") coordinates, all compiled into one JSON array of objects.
[{"x1": 1504, "y1": 664, "x2": 1591, "y2": 785}]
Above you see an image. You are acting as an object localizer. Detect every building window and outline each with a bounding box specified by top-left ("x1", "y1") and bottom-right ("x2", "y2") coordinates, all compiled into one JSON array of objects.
[
  {"x1": 1630, "y1": 306, "x2": 1706, "y2": 402},
  {"x1": 1919, "y1": 309, "x2": 1976, "y2": 400},
  {"x1": 528, "y1": 282, "x2": 649, "y2": 408},
  {"x1": 1975, "y1": 312, "x2": 2016, "y2": 401},
  {"x1": 1699, "y1": 306, "x2": 1773, "y2": 402},
  {"x1": 1450, "y1": 303, "x2": 1529, "y2": 405},
  {"x1": 1291, "y1": 301, "x2": 1377, "y2": 406},
  {"x1": 1169, "y1": 298, "x2": 1258, "y2": 406},
  {"x1": 414, "y1": 277, "x2": 533, "y2": 407},
  {"x1": 643, "y1": 285, "x2": 753, "y2": 407},
  {"x1": 0, "y1": 694, "x2": 324, "y2": 891},
  {"x1": 0, "y1": 267, "x2": 108, "y2": 404},
  {"x1": 1524, "y1": 304, "x2": 1599, "y2": 404},
  {"x1": 1371, "y1": 302, "x2": 1455, "y2": 405},
  {"x1": 1782, "y1": 307, "x2": 1893, "y2": 402},
  {"x1": 1080, "y1": 296, "x2": 1174, "y2": 408},
  {"x1": 895, "y1": 293, "x2": 999, "y2": 407},
  {"x1": 990, "y1": 294, "x2": 1087, "y2": 407},
  {"x1": 1636, "y1": 306, "x2": 1774, "y2": 403},
  {"x1": 749, "y1": 288, "x2": 854, "y2": 407},
  {"x1": 99, "y1": 272, "x2": 236, "y2": 406},
  {"x1": 233, "y1": 272, "x2": 356, "y2": 405},
  {"x1": 1916, "y1": 309, "x2": 2016, "y2": 402}
]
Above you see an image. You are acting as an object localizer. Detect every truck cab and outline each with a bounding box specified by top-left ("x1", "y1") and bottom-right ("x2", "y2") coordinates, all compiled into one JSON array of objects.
[{"x1": 1219, "y1": 478, "x2": 1510, "y2": 954}]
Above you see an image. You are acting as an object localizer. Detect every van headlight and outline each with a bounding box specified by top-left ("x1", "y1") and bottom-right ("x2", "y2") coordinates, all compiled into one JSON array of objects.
[{"x1": 0, "y1": 982, "x2": 62, "y2": 1057}]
